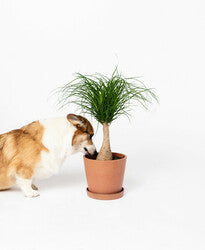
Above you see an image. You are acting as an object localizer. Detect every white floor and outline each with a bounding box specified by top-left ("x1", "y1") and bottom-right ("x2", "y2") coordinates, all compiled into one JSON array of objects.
[{"x1": 1, "y1": 126, "x2": 204, "y2": 250}]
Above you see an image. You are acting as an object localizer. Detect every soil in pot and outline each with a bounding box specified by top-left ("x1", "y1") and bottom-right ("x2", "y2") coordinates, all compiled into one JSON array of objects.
[{"x1": 85, "y1": 154, "x2": 121, "y2": 160}]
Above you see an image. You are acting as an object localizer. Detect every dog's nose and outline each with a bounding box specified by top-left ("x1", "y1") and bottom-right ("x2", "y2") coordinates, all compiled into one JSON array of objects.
[{"x1": 93, "y1": 150, "x2": 98, "y2": 156}]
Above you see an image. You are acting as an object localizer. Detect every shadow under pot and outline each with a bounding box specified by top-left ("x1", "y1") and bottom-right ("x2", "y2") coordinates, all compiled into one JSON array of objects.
[{"x1": 83, "y1": 152, "x2": 126, "y2": 200}]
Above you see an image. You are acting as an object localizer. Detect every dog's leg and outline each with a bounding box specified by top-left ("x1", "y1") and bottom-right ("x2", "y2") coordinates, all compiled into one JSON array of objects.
[
  {"x1": 16, "y1": 167, "x2": 40, "y2": 198},
  {"x1": 16, "y1": 176, "x2": 39, "y2": 197}
]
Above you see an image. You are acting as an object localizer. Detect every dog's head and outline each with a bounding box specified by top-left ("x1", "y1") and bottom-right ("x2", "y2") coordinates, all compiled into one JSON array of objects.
[{"x1": 67, "y1": 114, "x2": 97, "y2": 157}]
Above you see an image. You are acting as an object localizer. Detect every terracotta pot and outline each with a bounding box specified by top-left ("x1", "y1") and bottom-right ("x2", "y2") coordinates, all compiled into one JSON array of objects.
[{"x1": 83, "y1": 152, "x2": 126, "y2": 200}]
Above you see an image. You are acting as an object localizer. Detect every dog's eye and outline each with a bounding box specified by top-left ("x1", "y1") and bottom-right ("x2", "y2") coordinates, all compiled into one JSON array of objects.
[{"x1": 90, "y1": 134, "x2": 93, "y2": 139}]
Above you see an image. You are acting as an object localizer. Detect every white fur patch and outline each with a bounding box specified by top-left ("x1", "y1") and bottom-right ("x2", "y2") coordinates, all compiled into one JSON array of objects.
[
  {"x1": 16, "y1": 176, "x2": 39, "y2": 197},
  {"x1": 33, "y1": 117, "x2": 77, "y2": 180}
]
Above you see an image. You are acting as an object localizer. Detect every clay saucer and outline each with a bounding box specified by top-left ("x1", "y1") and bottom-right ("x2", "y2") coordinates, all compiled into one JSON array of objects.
[{"x1": 86, "y1": 187, "x2": 124, "y2": 200}]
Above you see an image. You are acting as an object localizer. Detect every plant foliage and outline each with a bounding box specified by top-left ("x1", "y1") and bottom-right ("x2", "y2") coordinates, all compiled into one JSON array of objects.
[{"x1": 57, "y1": 68, "x2": 158, "y2": 124}]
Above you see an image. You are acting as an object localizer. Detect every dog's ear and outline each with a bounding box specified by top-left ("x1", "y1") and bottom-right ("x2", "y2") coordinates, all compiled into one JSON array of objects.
[
  {"x1": 67, "y1": 114, "x2": 94, "y2": 134},
  {"x1": 67, "y1": 114, "x2": 86, "y2": 130}
]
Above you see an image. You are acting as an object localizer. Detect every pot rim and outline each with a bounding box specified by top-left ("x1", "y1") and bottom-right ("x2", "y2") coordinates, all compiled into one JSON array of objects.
[{"x1": 83, "y1": 152, "x2": 127, "y2": 163}]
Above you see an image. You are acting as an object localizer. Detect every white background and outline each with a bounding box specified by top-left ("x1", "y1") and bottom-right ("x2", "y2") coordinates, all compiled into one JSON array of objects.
[{"x1": 0, "y1": 0, "x2": 205, "y2": 249}]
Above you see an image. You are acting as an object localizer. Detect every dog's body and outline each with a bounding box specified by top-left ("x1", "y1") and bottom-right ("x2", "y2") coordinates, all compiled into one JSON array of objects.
[{"x1": 0, "y1": 114, "x2": 96, "y2": 197}]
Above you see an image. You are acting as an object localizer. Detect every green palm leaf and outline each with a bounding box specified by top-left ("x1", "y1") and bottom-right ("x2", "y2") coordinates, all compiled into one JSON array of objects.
[{"x1": 57, "y1": 68, "x2": 158, "y2": 124}]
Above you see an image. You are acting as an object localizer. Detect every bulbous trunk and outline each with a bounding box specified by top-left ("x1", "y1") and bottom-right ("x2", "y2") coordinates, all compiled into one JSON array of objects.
[{"x1": 96, "y1": 122, "x2": 112, "y2": 161}]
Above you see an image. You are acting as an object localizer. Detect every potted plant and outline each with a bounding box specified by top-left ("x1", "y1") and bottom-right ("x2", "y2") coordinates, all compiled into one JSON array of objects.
[{"x1": 57, "y1": 68, "x2": 157, "y2": 200}]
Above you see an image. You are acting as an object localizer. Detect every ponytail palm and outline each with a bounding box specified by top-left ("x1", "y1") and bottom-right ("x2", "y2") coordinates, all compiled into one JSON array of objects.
[{"x1": 58, "y1": 68, "x2": 157, "y2": 160}]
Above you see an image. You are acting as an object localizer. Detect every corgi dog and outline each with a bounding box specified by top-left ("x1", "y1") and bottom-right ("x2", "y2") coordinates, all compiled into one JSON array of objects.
[{"x1": 0, "y1": 114, "x2": 97, "y2": 197}]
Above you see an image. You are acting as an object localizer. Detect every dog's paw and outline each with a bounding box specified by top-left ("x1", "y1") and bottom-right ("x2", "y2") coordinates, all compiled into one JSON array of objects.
[{"x1": 24, "y1": 189, "x2": 40, "y2": 198}]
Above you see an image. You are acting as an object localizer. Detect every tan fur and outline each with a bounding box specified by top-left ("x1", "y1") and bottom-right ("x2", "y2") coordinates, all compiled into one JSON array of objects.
[
  {"x1": 72, "y1": 130, "x2": 94, "y2": 146},
  {"x1": 0, "y1": 121, "x2": 48, "y2": 190},
  {"x1": 67, "y1": 114, "x2": 94, "y2": 146}
]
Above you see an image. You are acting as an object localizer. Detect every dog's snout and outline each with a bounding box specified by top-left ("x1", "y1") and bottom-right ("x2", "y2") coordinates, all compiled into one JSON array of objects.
[
  {"x1": 83, "y1": 146, "x2": 97, "y2": 157},
  {"x1": 93, "y1": 150, "x2": 98, "y2": 156},
  {"x1": 84, "y1": 147, "x2": 88, "y2": 152}
]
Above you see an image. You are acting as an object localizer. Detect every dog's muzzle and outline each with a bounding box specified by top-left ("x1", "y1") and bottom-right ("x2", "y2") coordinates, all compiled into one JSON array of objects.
[{"x1": 84, "y1": 147, "x2": 98, "y2": 156}]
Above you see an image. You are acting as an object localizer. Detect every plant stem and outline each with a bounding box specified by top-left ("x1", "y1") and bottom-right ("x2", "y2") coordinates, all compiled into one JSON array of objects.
[{"x1": 96, "y1": 122, "x2": 112, "y2": 161}]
